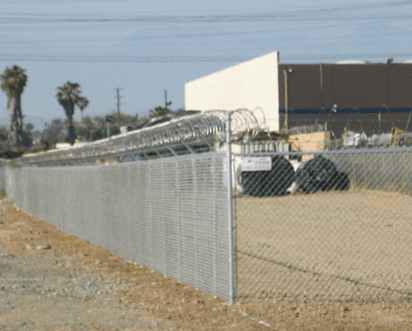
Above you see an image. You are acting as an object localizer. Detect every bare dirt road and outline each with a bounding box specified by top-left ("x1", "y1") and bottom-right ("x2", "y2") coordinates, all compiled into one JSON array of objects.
[{"x1": 1, "y1": 194, "x2": 412, "y2": 330}]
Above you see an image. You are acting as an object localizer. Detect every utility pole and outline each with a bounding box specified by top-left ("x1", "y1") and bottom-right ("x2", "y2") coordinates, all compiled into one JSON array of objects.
[
  {"x1": 115, "y1": 88, "x2": 124, "y2": 127},
  {"x1": 164, "y1": 90, "x2": 172, "y2": 115}
]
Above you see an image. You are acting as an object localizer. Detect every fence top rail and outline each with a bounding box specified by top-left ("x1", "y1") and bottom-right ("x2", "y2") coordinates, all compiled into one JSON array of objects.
[
  {"x1": 17, "y1": 110, "x2": 260, "y2": 165},
  {"x1": 233, "y1": 146, "x2": 412, "y2": 157}
]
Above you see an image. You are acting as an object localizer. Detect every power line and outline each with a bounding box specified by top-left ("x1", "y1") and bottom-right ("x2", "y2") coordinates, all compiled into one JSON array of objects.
[
  {"x1": 1, "y1": 2, "x2": 412, "y2": 25},
  {"x1": 1, "y1": 14, "x2": 412, "y2": 24},
  {"x1": 0, "y1": 2, "x2": 410, "y2": 65},
  {"x1": 0, "y1": 51, "x2": 411, "y2": 63},
  {"x1": 0, "y1": 55, "x2": 247, "y2": 62}
]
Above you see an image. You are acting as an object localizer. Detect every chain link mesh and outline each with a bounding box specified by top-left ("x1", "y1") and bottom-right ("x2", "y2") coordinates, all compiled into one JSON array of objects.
[
  {"x1": 6, "y1": 108, "x2": 412, "y2": 309},
  {"x1": 0, "y1": 160, "x2": 6, "y2": 192},
  {"x1": 6, "y1": 152, "x2": 232, "y2": 301},
  {"x1": 4, "y1": 110, "x2": 266, "y2": 303},
  {"x1": 233, "y1": 148, "x2": 412, "y2": 304}
]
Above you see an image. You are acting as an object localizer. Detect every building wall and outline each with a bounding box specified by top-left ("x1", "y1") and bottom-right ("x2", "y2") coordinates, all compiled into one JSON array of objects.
[
  {"x1": 279, "y1": 63, "x2": 412, "y2": 112},
  {"x1": 185, "y1": 51, "x2": 280, "y2": 132},
  {"x1": 185, "y1": 54, "x2": 412, "y2": 136},
  {"x1": 278, "y1": 63, "x2": 412, "y2": 136},
  {"x1": 280, "y1": 112, "x2": 412, "y2": 138}
]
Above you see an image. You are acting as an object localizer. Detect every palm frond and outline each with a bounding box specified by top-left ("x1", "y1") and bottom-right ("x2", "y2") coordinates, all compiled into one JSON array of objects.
[
  {"x1": 0, "y1": 65, "x2": 28, "y2": 98},
  {"x1": 78, "y1": 97, "x2": 89, "y2": 111},
  {"x1": 55, "y1": 81, "x2": 85, "y2": 118}
]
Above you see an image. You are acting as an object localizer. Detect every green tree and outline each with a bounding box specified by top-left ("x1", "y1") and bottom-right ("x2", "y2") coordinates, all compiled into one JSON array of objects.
[
  {"x1": 81, "y1": 115, "x2": 93, "y2": 129},
  {"x1": 93, "y1": 116, "x2": 106, "y2": 130},
  {"x1": 55, "y1": 81, "x2": 86, "y2": 145},
  {"x1": 149, "y1": 106, "x2": 166, "y2": 119},
  {"x1": 24, "y1": 123, "x2": 34, "y2": 132},
  {"x1": 0, "y1": 65, "x2": 28, "y2": 147},
  {"x1": 99, "y1": 111, "x2": 143, "y2": 137},
  {"x1": 0, "y1": 126, "x2": 7, "y2": 141},
  {"x1": 40, "y1": 119, "x2": 65, "y2": 149},
  {"x1": 117, "y1": 112, "x2": 141, "y2": 128},
  {"x1": 90, "y1": 116, "x2": 106, "y2": 141},
  {"x1": 75, "y1": 115, "x2": 94, "y2": 140},
  {"x1": 0, "y1": 125, "x2": 7, "y2": 149},
  {"x1": 22, "y1": 122, "x2": 34, "y2": 147},
  {"x1": 78, "y1": 96, "x2": 89, "y2": 120}
]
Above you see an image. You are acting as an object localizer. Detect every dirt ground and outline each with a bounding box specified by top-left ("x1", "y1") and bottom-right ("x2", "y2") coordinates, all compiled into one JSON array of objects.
[
  {"x1": 234, "y1": 189, "x2": 412, "y2": 330},
  {"x1": 235, "y1": 190, "x2": 412, "y2": 301},
  {"x1": 2, "y1": 193, "x2": 412, "y2": 331}
]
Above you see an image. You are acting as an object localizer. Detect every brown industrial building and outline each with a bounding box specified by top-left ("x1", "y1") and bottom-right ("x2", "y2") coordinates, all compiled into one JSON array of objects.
[{"x1": 278, "y1": 62, "x2": 412, "y2": 137}]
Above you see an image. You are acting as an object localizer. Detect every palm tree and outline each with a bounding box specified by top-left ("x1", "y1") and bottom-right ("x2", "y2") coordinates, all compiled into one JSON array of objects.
[
  {"x1": 78, "y1": 96, "x2": 89, "y2": 120},
  {"x1": 55, "y1": 81, "x2": 86, "y2": 145},
  {"x1": 0, "y1": 65, "x2": 28, "y2": 146}
]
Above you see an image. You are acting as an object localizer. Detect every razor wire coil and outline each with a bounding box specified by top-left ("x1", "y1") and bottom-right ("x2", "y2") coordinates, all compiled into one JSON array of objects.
[{"x1": 18, "y1": 110, "x2": 260, "y2": 166}]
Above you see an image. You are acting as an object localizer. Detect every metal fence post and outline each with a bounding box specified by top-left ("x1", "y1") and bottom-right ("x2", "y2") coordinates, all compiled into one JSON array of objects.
[{"x1": 226, "y1": 112, "x2": 235, "y2": 305}]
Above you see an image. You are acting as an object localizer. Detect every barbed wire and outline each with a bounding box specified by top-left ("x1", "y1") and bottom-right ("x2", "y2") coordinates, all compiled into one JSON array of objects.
[
  {"x1": 16, "y1": 107, "x2": 412, "y2": 166},
  {"x1": 18, "y1": 109, "x2": 260, "y2": 166}
]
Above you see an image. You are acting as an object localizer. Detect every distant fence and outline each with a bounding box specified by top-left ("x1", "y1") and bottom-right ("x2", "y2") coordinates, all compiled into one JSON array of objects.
[
  {"x1": 325, "y1": 149, "x2": 412, "y2": 194},
  {"x1": 233, "y1": 147, "x2": 412, "y2": 308}
]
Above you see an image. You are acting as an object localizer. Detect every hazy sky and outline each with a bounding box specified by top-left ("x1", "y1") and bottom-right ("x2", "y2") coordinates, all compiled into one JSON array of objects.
[{"x1": 0, "y1": 0, "x2": 411, "y2": 129}]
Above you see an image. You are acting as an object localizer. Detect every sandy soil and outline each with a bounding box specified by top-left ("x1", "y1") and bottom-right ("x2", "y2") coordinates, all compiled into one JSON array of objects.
[
  {"x1": 2, "y1": 192, "x2": 412, "y2": 330},
  {"x1": 234, "y1": 189, "x2": 412, "y2": 329},
  {"x1": 236, "y1": 189, "x2": 412, "y2": 300}
]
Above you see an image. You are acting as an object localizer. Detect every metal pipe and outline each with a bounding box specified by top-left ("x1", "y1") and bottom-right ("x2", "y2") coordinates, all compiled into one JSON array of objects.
[
  {"x1": 283, "y1": 69, "x2": 288, "y2": 130},
  {"x1": 233, "y1": 146, "x2": 412, "y2": 157},
  {"x1": 226, "y1": 112, "x2": 235, "y2": 305}
]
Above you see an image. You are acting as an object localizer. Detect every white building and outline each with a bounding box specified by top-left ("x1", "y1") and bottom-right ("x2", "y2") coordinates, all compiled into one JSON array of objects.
[{"x1": 185, "y1": 51, "x2": 280, "y2": 132}]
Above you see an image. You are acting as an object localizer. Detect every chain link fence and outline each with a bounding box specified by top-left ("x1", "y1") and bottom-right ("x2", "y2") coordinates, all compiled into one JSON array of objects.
[
  {"x1": 4, "y1": 111, "x2": 264, "y2": 302},
  {"x1": 5, "y1": 109, "x2": 412, "y2": 308},
  {"x1": 233, "y1": 147, "x2": 412, "y2": 304},
  {"x1": 0, "y1": 161, "x2": 5, "y2": 192},
  {"x1": 6, "y1": 152, "x2": 234, "y2": 300}
]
